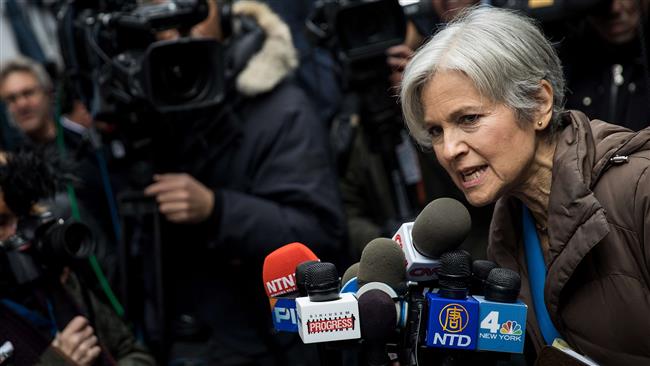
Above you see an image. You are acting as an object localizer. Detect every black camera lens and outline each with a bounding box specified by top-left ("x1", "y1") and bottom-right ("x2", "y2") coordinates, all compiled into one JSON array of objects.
[
  {"x1": 42, "y1": 221, "x2": 95, "y2": 261},
  {"x1": 155, "y1": 51, "x2": 208, "y2": 104},
  {"x1": 144, "y1": 39, "x2": 225, "y2": 112}
]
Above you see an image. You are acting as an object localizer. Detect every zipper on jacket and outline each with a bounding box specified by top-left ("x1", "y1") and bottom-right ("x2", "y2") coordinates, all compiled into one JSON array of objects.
[
  {"x1": 609, "y1": 155, "x2": 629, "y2": 164},
  {"x1": 609, "y1": 64, "x2": 624, "y2": 122}
]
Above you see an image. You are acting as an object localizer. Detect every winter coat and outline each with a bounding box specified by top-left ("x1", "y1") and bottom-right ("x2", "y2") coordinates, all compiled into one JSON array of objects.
[
  {"x1": 158, "y1": 2, "x2": 345, "y2": 365},
  {"x1": 488, "y1": 110, "x2": 650, "y2": 365}
]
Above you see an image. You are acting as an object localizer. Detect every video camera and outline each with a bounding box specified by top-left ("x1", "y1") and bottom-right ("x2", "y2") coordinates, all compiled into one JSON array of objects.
[
  {"x1": 58, "y1": 0, "x2": 225, "y2": 121},
  {"x1": 307, "y1": 0, "x2": 406, "y2": 64}
]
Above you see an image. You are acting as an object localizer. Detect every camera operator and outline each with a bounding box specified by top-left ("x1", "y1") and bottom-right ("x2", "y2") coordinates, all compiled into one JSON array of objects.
[
  {"x1": 0, "y1": 149, "x2": 155, "y2": 365},
  {"x1": 336, "y1": 0, "x2": 490, "y2": 260},
  {"x1": 139, "y1": 0, "x2": 344, "y2": 364}
]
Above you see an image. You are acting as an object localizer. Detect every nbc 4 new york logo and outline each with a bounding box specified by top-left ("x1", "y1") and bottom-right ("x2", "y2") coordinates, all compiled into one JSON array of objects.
[
  {"x1": 500, "y1": 320, "x2": 523, "y2": 336},
  {"x1": 480, "y1": 311, "x2": 523, "y2": 341}
]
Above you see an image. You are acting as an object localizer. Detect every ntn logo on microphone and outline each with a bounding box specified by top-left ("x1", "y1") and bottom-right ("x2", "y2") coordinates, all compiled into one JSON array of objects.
[
  {"x1": 265, "y1": 273, "x2": 297, "y2": 297},
  {"x1": 296, "y1": 293, "x2": 361, "y2": 343},
  {"x1": 392, "y1": 223, "x2": 441, "y2": 281}
]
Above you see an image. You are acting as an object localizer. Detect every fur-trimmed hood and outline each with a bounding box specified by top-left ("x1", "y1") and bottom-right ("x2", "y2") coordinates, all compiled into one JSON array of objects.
[{"x1": 232, "y1": 1, "x2": 298, "y2": 96}]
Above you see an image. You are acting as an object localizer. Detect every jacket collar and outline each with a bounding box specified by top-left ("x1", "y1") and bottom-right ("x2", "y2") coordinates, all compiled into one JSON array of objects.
[{"x1": 231, "y1": 1, "x2": 298, "y2": 97}]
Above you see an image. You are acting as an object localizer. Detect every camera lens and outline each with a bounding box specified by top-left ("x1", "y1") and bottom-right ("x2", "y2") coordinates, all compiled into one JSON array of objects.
[
  {"x1": 44, "y1": 221, "x2": 95, "y2": 261},
  {"x1": 144, "y1": 39, "x2": 224, "y2": 112},
  {"x1": 155, "y1": 52, "x2": 209, "y2": 104}
]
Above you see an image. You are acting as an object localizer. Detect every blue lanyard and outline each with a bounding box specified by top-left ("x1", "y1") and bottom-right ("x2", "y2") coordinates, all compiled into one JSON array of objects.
[
  {"x1": 0, "y1": 298, "x2": 59, "y2": 338},
  {"x1": 522, "y1": 205, "x2": 561, "y2": 345}
]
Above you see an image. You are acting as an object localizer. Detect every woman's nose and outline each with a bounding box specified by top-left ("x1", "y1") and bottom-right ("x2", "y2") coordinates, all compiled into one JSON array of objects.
[{"x1": 440, "y1": 130, "x2": 469, "y2": 162}]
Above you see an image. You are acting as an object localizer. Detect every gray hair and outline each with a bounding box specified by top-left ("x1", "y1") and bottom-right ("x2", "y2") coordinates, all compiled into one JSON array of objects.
[
  {"x1": 400, "y1": 6, "x2": 565, "y2": 147},
  {"x1": 0, "y1": 57, "x2": 53, "y2": 93}
]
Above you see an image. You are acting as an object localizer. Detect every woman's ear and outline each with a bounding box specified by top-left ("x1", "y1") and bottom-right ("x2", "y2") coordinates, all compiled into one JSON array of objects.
[{"x1": 535, "y1": 79, "x2": 554, "y2": 131}]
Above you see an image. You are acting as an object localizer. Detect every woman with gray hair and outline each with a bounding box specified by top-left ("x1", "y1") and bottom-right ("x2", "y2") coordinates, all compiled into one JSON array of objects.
[{"x1": 401, "y1": 6, "x2": 650, "y2": 365}]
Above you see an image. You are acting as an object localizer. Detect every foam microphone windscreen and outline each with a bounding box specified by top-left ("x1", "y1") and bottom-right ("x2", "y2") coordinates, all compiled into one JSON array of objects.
[
  {"x1": 411, "y1": 198, "x2": 471, "y2": 258},
  {"x1": 471, "y1": 259, "x2": 498, "y2": 295},
  {"x1": 341, "y1": 262, "x2": 360, "y2": 286},
  {"x1": 295, "y1": 260, "x2": 320, "y2": 297},
  {"x1": 473, "y1": 260, "x2": 498, "y2": 281},
  {"x1": 357, "y1": 238, "x2": 406, "y2": 293},
  {"x1": 484, "y1": 268, "x2": 521, "y2": 303},
  {"x1": 358, "y1": 289, "x2": 397, "y2": 341},
  {"x1": 262, "y1": 242, "x2": 319, "y2": 297},
  {"x1": 305, "y1": 262, "x2": 340, "y2": 302},
  {"x1": 438, "y1": 249, "x2": 472, "y2": 290}
]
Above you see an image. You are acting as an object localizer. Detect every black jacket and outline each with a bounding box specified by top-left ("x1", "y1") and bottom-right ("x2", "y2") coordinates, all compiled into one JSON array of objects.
[
  {"x1": 158, "y1": 2, "x2": 345, "y2": 365},
  {"x1": 560, "y1": 23, "x2": 650, "y2": 131}
]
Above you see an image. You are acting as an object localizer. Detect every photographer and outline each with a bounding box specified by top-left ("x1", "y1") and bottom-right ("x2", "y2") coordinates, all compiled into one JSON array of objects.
[{"x1": 0, "y1": 149, "x2": 154, "y2": 365}]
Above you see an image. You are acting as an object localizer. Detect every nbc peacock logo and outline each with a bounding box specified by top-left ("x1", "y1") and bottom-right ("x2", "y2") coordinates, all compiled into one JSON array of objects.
[{"x1": 499, "y1": 320, "x2": 523, "y2": 335}]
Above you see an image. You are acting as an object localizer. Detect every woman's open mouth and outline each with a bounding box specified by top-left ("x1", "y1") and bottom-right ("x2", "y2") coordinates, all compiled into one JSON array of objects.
[{"x1": 460, "y1": 165, "x2": 488, "y2": 188}]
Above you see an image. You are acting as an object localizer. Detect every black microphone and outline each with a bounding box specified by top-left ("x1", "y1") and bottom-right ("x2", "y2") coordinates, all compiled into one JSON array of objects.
[
  {"x1": 296, "y1": 260, "x2": 320, "y2": 297},
  {"x1": 437, "y1": 250, "x2": 472, "y2": 300},
  {"x1": 484, "y1": 268, "x2": 521, "y2": 303},
  {"x1": 425, "y1": 250, "x2": 480, "y2": 350},
  {"x1": 297, "y1": 262, "x2": 359, "y2": 366},
  {"x1": 475, "y1": 268, "x2": 527, "y2": 354},
  {"x1": 358, "y1": 289, "x2": 398, "y2": 366},
  {"x1": 471, "y1": 259, "x2": 498, "y2": 296}
]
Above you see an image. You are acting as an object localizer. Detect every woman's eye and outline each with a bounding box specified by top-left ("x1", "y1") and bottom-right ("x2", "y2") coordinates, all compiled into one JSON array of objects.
[
  {"x1": 460, "y1": 114, "x2": 480, "y2": 124},
  {"x1": 427, "y1": 125, "x2": 443, "y2": 138}
]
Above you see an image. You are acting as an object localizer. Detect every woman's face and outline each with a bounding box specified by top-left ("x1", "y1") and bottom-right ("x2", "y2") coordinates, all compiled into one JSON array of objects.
[{"x1": 421, "y1": 70, "x2": 539, "y2": 207}]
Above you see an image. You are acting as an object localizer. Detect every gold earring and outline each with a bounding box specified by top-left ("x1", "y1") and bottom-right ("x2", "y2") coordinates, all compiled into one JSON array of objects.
[{"x1": 537, "y1": 121, "x2": 543, "y2": 126}]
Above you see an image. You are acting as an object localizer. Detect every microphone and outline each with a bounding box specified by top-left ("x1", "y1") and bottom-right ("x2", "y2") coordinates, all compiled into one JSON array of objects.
[
  {"x1": 358, "y1": 288, "x2": 398, "y2": 366},
  {"x1": 296, "y1": 260, "x2": 320, "y2": 297},
  {"x1": 357, "y1": 282, "x2": 408, "y2": 329},
  {"x1": 475, "y1": 268, "x2": 527, "y2": 354},
  {"x1": 296, "y1": 262, "x2": 360, "y2": 343},
  {"x1": 262, "y1": 242, "x2": 319, "y2": 333},
  {"x1": 263, "y1": 242, "x2": 319, "y2": 297},
  {"x1": 425, "y1": 250, "x2": 479, "y2": 350},
  {"x1": 341, "y1": 262, "x2": 360, "y2": 294},
  {"x1": 393, "y1": 198, "x2": 471, "y2": 281},
  {"x1": 471, "y1": 259, "x2": 498, "y2": 296},
  {"x1": 357, "y1": 238, "x2": 406, "y2": 293}
]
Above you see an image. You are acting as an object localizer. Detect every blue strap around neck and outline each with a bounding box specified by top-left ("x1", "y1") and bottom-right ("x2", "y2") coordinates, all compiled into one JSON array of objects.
[
  {"x1": 0, "y1": 298, "x2": 58, "y2": 338},
  {"x1": 522, "y1": 205, "x2": 561, "y2": 345}
]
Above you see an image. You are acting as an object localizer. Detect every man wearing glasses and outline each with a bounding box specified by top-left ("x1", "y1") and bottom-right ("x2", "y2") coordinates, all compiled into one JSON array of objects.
[{"x1": 0, "y1": 57, "x2": 56, "y2": 144}]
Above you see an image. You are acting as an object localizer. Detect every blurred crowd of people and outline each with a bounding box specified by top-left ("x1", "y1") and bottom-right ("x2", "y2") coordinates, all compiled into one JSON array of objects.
[{"x1": 0, "y1": 0, "x2": 648, "y2": 365}]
